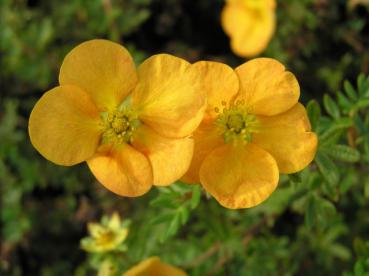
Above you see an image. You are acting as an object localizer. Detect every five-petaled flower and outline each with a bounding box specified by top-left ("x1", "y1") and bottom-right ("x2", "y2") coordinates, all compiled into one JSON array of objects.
[
  {"x1": 81, "y1": 212, "x2": 128, "y2": 253},
  {"x1": 29, "y1": 40, "x2": 206, "y2": 197},
  {"x1": 123, "y1": 257, "x2": 187, "y2": 276},
  {"x1": 182, "y1": 58, "x2": 318, "y2": 209},
  {"x1": 222, "y1": 0, "x2": 276, "y2": 57}
]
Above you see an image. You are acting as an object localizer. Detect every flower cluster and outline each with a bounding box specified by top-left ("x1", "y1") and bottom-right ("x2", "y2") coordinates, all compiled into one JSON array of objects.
[
  {"x1": 81, "y1": 213, "x2": 187, "y2": 275},
  {"x1": 81, "y1": 212, "x2": 128, "y2": 253},
  {"x1": 29, "y1": 39, "x2": 317, "y2": 209}
]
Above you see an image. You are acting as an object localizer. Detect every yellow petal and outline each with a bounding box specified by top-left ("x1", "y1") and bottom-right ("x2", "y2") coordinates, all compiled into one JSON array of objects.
[
  {"x1": 87, "y1": 144, "x2": 153, "y2": 197},
  {"x1": 235, "y1": 58, "x2": 300, "y2": 116},
  {"x1": 132, "y1": 125, "x2": 194, "y2": 186},
  {"x1": 88, "y1": 223, "x2": 105, "y2": 238},
  {"x1": 131, "y1": 54, "x2": 206, "y2": 138},
  {"x1": 191, "y1": 61, "x2": 239, "y2": 122},
  {"x1": 253, "y1": 103, "x2": 318, "y2": 174},
  {"x1": 29, "y1": 85, "x2": 101, "y2": 166},
  {"x1": 221, "y1": 0, "x2": 276, "y2": 57},
  {"x1": 123, "y1": 257, "x2": 187, "y2": 276},
  {"x1": 200, "y1": 143, "x2": 279, "y2": 209},
  {"x1": 108, "y1": 212, "x2": 121, "y2": 230},
  {"x1": 181, "y1": 122, "x2": 224, "y2": 184},
  {"x1": 59, "y1": 39, "x2": 137, "y2": 111}
]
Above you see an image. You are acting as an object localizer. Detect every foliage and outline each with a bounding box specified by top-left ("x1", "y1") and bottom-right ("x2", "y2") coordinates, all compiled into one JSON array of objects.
[{"x1": 1, "y1": 0, "x2": 369, "y2": 275}]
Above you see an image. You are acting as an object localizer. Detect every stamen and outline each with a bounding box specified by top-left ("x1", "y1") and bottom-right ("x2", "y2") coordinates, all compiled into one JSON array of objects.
[
  {"x1": 215, "y1": 100, "x2": 256, "y2": 144},
  {"x1": 100, "y1": 107, "x2": 140, "y2": 145}
]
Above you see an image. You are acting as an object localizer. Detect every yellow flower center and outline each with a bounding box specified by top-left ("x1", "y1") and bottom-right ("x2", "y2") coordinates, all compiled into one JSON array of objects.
[
  {"x1": 215, "y1": 100, "x2": 256, "y2": 144},
  {"x1": 101, "y1": 106, "x2": 140, "y2": 145},
  {"x1": 96, "y1": 229, "x2": 115, "y2": 246}
]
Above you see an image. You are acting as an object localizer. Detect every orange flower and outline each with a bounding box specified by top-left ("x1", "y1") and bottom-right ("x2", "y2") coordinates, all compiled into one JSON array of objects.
[
  {"x1": 182, "y1": 58, "x2": 318, "y2": 209},
  {"x1": 221, "y1": 0, "x2": 276, "y2": 57},
  {"x1": 123, "y1": 257, "x2": 187, "y2": 276},
  {"x1": 29, "y1": 39, "x2": 206, "y2": 197}
]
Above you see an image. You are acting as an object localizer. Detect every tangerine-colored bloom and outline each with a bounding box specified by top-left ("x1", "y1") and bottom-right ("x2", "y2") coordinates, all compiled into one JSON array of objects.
[
  {"x1": 221, "y1": 0, "x2": 276, "y2": 57},
  {"x1": 29, "y1": 39, "x2": 206, "y2": 196},
  {"x1": 182, "y1": 58, "x2": 318, "y2": 209},
  {"x1": 123, "y1": 257, "x2": 187, "y2": 276},
  {"x1": 81, "y1": 212, "x2": 128, "y2": 253}
]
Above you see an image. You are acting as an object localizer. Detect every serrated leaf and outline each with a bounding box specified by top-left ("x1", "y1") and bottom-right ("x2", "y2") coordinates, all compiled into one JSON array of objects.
[
  {"x1": 344, "y1": 80, "x2": 358, "y2": 101},
  {"x1": 323, "y1": 94, "x2": 340, "y2": 119},
  {"x1": 324, "y1": 144, "x2": 360, "y2": 162},
  {"x1": 306, "y1": 100, "x2": 321, "y2": 131},
  {"x1": 316, "y1": 152, "x2": 339, "y2": 186}
]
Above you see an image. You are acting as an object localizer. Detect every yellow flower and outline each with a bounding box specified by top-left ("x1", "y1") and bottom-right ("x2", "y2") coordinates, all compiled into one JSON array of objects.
[
  {"x1": 221, "y1": 0, "x2": 276, "y2": 57},
  {"x1": 29, "y1": 39, "x2": 206, "y2": 196},
  {"x1": 123, "y1": 257, "x2": 187, "y2": 276},
  {"x1": 182, "y1": 58, "x2": 318, "y2": 209},
  {"x1": 81, "y1": 212, "x2": 128, "y2": 253}
]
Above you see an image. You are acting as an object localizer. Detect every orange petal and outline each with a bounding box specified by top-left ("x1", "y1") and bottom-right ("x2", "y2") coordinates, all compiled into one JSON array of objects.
[
  {"x1": 181, "y1": 122, "x2": 224, "y2": 184},
  {"x1": 235, "y1": 58, "x2": 300, "y2": 116},
  {"x1": 221, "y1": 0, "x2": 276, "y2": 57},
  {"x1": 200, "y1": 143, "x2": 279, "y2": 209},
  {"x1": 59, "y1": 39, "x2": 137, "y2": 111},
  {"x1": 253, "y1": 103, "x2": 318, "y2": 174},
  {"x1": 87, "y1": 144, "x2": 153, "y2": 197},
  {"x1": 132, "y1": 125, "x2": 194, "y2": 186},
  {"x1": 123, "y1": 257, "x2": 187, "y2": 276},
  {"x1": 29, "y1": 85, "x2": 101, "y2": 166},
  {"x1": 191, "y1": 61, "x2": 239, "y2": 122},
  {"x1": 131, "y1": 54, "x2": 206, "y2": 138}
]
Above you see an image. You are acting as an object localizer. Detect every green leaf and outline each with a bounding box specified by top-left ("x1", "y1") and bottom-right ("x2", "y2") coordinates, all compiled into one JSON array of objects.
[
  {"x1": 323, "y1": 144, "x2": 360, "y2": 162},
  {"x1": 162, "y1": 212, "x2": 180, "y2": 242},
  {"x1": 337, "y1": 92, "x2": 352, "y2": 112},
  {"x1": 190, "y1": 185, "x2": 201, "y2": 209},
  {"x1": 320, "y1": 128, "x2": 344, "y2": 146},
  {"x1": 323, "y1": 94, "x2": 340, "y2": 119},
  {"x1": 316, "y1": 152, "x2": 339, "y2": 186},
  {"x1": 344, "y1": 80, "x2": 358, "y2": 101},
  {"x1": 306, "y1": 100, "x2": 321, "y2": 130},
  {"x1": 305, "y1": 195, "x2": 315, "y2": 228},
  {"x1": 357, "y1": 73, "x2": 365, "y2": 95},
  {"x1": 364, "y1": 178, "x2": 369, "y2": 199},
  {"x1": 178, "y1": 207, "x2": 190, "y2": 225}
]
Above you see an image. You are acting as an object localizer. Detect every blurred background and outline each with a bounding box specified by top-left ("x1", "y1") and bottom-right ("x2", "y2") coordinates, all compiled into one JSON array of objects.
[{"x1": 1, "y1": 0, "x2": 369, "y2": 275}]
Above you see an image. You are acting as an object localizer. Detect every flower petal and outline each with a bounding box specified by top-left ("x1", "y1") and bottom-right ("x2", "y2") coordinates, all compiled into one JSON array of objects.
[
  {"x1": 181, "y1": 122, "x2": 224, "y2": 184},
  {"x1": 200, "y1": 143, "x2": 279, "y2": 209},
  {"x1": 123, "y1": 257, "x2": 187, "y2": 276},
  {"x1": 132, "y1": 125, "x2": 194, "y2": 186},
  {"x1": 59, "y1": 39, "x2": 137, "y2": 111},
  {"x1": 131, "y1": 54, "x2": 206, "y2": 138},
  {"x1": 29, "y1": 85, "x2": 101, "y2": 166},
  {"x1": 191, "y1": 61, "x2": 239, "y2": 122},
  {"x1": 87, "y1": 144, "x2": 153, "y2": 197},
  {"x1": 235, "y1": 58, "x2": 300, "y2": 116},
  {"x1": 221, "y1": 0, "x2": 276, "y2": 57},
  {"x1": 253, "y1": 103, "x2": 318, "y2": 174}
]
